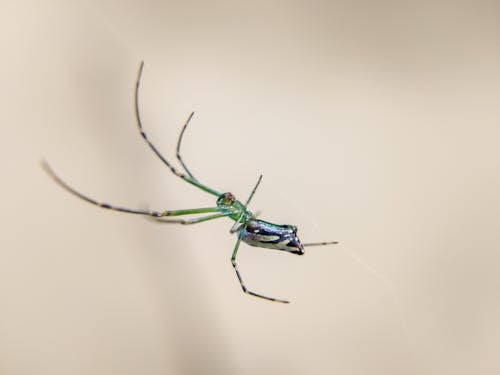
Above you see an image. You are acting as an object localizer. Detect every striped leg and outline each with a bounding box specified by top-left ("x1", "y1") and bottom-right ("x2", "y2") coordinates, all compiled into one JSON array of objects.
[
  {"x1": 42, "y1": 161, "x2": 221, "y2": 218},
  {"x1": 176, "y1": 112, "x2": 197, "y2": 180},
  {"x1": 134, "y1": 62, "x2": 220, "y2": 197},
  {"x1": 231, "y1": 237, "x2": 289, "y2": 304}
]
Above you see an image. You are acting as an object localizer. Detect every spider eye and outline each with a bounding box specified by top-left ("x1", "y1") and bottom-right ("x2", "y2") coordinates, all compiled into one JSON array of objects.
[{"x1": 217, "y1": 192, "x2": 236, "y2": 206}]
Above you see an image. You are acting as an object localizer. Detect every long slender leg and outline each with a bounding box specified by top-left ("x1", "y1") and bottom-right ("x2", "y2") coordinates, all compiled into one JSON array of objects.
[
  {"x1": 176, "y1": 112, "x2": 197, "y2": 180},
  {"x1": 231, "y1": 237, "x2": 289, "y2": 303},
  {"x1": 42, "y1": 161, "x2": 221, "y2": 217},
  {"x1": 134, "y1": 62, "x2": 220, "y2": 197},
  {"x1": 149, "y1": 212, "x2": 231, "y2": 224},
  {"x1": 229, "y1": 214, "x2": 245, "y2": 233},
  {"x1": 302, "y1": 241, "x2": 339, "y2": 246},
  {"x1": 229, "y1": 174, "x2": 263, "y2": 233},
  {"x1": 244, "y1": 174, "x2": 262, "y2": 207}
]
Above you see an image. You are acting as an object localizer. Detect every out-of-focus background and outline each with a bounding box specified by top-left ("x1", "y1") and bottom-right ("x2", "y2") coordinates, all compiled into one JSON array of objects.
[{"x1": 2, "y1": 1, "x2": 500, "y2": 374}]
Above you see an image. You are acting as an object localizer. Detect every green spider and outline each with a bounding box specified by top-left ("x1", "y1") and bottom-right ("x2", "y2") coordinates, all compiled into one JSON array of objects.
[{"x1": 43, "y1": 62, "x2": 338, "y2": 303}]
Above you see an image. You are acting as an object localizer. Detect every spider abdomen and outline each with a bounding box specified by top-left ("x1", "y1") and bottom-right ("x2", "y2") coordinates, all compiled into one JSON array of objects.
[{"x1": 239, "y1": 219, "x2": 304, "y2": 255}]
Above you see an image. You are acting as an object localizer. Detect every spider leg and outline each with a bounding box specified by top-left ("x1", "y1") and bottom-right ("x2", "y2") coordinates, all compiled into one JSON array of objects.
[
  {"x1": 148, "y1": 212, "x2": 231, "y2": 224},
  {"x1": 231, "y1": 237, "x2": 289, "y2": 303},
  {"x1": 42, "y1": 161, "x2": 221, "y2": 217},
  {"x1": 134, "y1": 62, "x2": 220, "y2": 197}
]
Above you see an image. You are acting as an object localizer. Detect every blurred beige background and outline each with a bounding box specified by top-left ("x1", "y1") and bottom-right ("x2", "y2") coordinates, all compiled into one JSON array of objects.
[{"x1": 2, "y1": 0, "x2": 500, "y2": 374}]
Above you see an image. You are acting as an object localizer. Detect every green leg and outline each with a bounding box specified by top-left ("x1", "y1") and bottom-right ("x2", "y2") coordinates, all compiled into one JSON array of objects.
[
  {"x1": 134, "y1": 62, "x2": 221, "y2": 197},
  {"x1": 229, "y1": 174, "x2": 263, "y2": 233},
  {"x1": 231, "y1": 237, "x2": 289, "y2": 304},
  {"x1": 229, "y1": 213, "x2": 245, "y2": 233},
  {"x1": 149, "y1": 212, "x2": 231, "y2": 224},
  {"x1": 156, "y1": 207, "x2": 222, "y2": 217},
  {"x1": 42, "y1": 161, "x2": 222, "y2": 218}
]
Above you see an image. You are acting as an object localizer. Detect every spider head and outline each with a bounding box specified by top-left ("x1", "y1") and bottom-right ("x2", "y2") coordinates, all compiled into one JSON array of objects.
[{"x1": 217, "y1": 192, "x2": 237, "y2": 207}]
